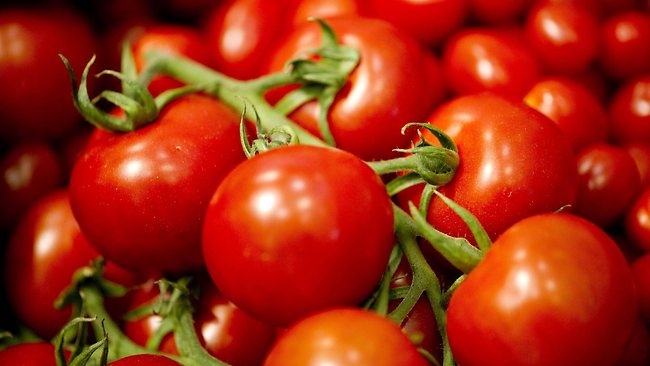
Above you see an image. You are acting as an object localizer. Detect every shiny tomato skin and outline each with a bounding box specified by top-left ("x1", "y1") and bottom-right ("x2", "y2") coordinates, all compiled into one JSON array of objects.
[
  {"x1": 69, "y1": 94, "x2": 244, "y2": 275},
  {"x1": 575, "y1": 143, "x2": 642, "y2": 228},
  {"x1": 623, "y1": 142, "x2": 650, "y2": 188},
  {"x1": 442, "y1": 28, "x2": 541, "y2": 97},
  {"x1": 608, "y1": 75, "x2": 650, "y2": 145},
  {"x1": 0, "y1": 6, "x2": 97, "y2": 142},
  {"x1": 523, "y1": 77, "x2": 609, "y2": 152},
  {"x1": 525, "y1": 3, "x2": 600, "y2": 74},
  {"x1": 600, "y1": 11, "x2": 650, "y2": 81},
  {"x1": 108, "y1": 354, "x2": 181, "y2": 366},
  {"x1": 290, "y1": 0, "x2": 360, "y2": 24},
  {"x1": 402, "y1": 93, "x2": 577, "y2": 243},
  {"x1": 0, "y1": 342, "x2": 60, "y2": 366},
  {"x1": 202, "y1": 145, "x2": 394, "y2": 326},
  {"x1": 625, "y1": 187, "x2": 650, "y2": 252},
  {"x1": 267, "y1": 16, "x2": 443, "y2": 161},
  {"x1": 263, "y1": 307, "x2": 429, "y2": 366},
  {"x1": 447, "y1": 213, "x2": 638, "y2": 366},
  {"x1": 0, "y1": 141, "x2": 62, "y2": 230},
  {"x1": 361, "y1": 0, "x2": 469, "y2": 47}
]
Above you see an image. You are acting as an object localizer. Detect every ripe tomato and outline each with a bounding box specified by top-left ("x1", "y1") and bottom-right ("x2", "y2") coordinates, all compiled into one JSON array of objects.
[
  {"x1": 361, "y1": 0, "x2": 469, "y2": 47},
  {"x1": 616, "y1": 318, "x2": 650, "y2": 366},
  {"x1": 625, "y1": 187, "x2": 650, "y2": 252},
  {"x1": 631, "y1": 254, "x2": 650, "y2": 324},
  {"x1": 108, "y1": 354, "x2": 181, "y2": 366},
  {"x1": 0, "y1": 141, "x2": 62, "y2": 230},
  {"x1": 447, "y1": 213, "x2": 638, "y2": 366},
  {"x1": 0, "y1": 6, "x2": 97, "y2": 142},
  {"x1": 608, "y1": 75, "x2": 650, "y2": 145},
  {"x1": 400, "y1": 93, "x2": 576, "y2": 244},
  {"x1": 266, "y1": 16, "x2": 444, "y2": 160},
  {"x1": 575, "y1": 143, "x2": 641, "y2": 228},
  {"x1": 623, "y1": 142, "x2": 650, "y2": 188},
  {"x1": 0, "y1": 342, "x2": 62, "y2": 366},
  {"x1": 69, "y1": 94, "x2": 244, "y2": 275},
  {"x1": 525, "y1": 2, "x2": 599, "y2": 74},
  {"x1": 3, "y1": 190, "x2": 138, "y2": 339},
  {"x1": 290, "y1": 0, "x2": 359, "y2": 24},
  {"x1": 263, "y1": 307, "x2": 429, "y2": 366},
  {"x1": 523, "y1": 77, "x2": 609, "y2": 152},
  {"x1": 202, "y1": 145, "x2": 394, "y2": 326},
  {"x1": 442, "y1": 28, "x2": 541, "y2": 97},
  {"x1": 600, "y1": 11, "x2": 650, "y2": 80}
]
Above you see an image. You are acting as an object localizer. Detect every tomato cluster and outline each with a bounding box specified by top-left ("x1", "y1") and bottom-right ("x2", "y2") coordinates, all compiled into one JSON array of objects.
[{"x1": 1, "y1": 0, "x2": 650, "y2": 365}]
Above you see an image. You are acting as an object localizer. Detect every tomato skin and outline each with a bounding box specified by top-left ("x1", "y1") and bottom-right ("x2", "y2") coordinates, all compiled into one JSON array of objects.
[
  {"x1": 575, "y1": 143, "x2": 641, "y2": 228},
  {"x1": 108, "y1": 354, "x2": 181, "y2": 366},
  {"x1": 523, "y1": 77, "x2": 609, "y2": 152},
  {"x1": 401, "y1": 93, "x2": 577, "y2": 243},
  {"x1": 631, "y1": 254, "x2": 650, "y2": 324},
  {"x1": 525, "y1": 3, "x2": 599, "y2": 74},
  {"x1": 0, "y1": 6, "x2": 97, "y2": 142},
  {"x1": 69, "y1": 95, "x2": 244, "y2": 275},
  {"x1": 267, "y1": 16, "x2": 443, "y2": 161},
  {"x1": 290, "y1": 0, "x2": 360, "y2": 25},
  {"x1": 0, "y1": 141, "x2": 62, "y2": 230},
  {"x1": 447, "y1": 213, "x2": 637, "y2": 366},
  {"x1": 442, "y1": 28, "x2": 541, "y2": 97},
  {"x1": 202, "y1": 145, "x2": 394, "y2": 326},
  {"x1": 263, "y1": 307, "x2": 429, "y2": 366},
  {"x1": 361, "y1": 0, "x2": 469, "y2": 47},
  {"x1": 608, "y1": 75, "x2": 650, "y2": 145},
  {"x1": 616, "y1": 318, "x2": 650, "y2": 366},
  {"x1": 625, "y1": 188, "x2": 650, "y2": 253},
  {"x1": 623, "y1": 142, "x2": 650, "y2": 188},
  {"x1": 600, "y1": 11, "x2": 650, "y2": 81},
  {"x1": 0, "y1": 342, "x2": 61, "y2": 366}
]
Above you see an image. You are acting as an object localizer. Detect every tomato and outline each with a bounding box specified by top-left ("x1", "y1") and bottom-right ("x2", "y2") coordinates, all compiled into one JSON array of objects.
[
  {"x1": 263, "y1": 307, "x2": 429, "y2": 366},
  {"x1": 124, "y1": 277, "x2": 278, "y2": 366},
  {"x1": 400, "y1": 93, "x2": 576, "y2": 244},
  {"x1": 624, "y1": 142, "x2": 650, "y2": 188},
  {"x1": 0, "y1": 342, "x2": 61, "y2": 366},
  {"x1": 361, "y1": 0, "x2": 469, "y2": 47},
  {"x1": 202, "y1": 145, "x2": 394, "y2": 326},
  {"x1": 131, "y1": 25, "x2": 213, "y2": 96},
  {"x1": 0, "y1": 6, "x2": 97, "y2": 142},
  {"x1": 108, "y1": 354, "x2": 181, "y2": 366},
  {"x1": 616, "y1": 318, "x2": 650, "y2": 366},
  {"x1": 3, "y1": 190, "x2": 138, "y2": 339},
  {"x1": 600, "y1": 11, "x2": 650, "y2": 81},
  {"x1": 631, "y1": 254, "x2": 650, "y2": 324},
  {"x1": 523, "y1": 77, "x2": 609, "y2": 152},
  {"x1": 442, "y1": 28, "x2": 541, "y2": 97},
  {"x1": 0, "y1": 141, "x2": 62, "y2": 231},
  {"x1": 290, "y1": 0, "x2": 360, "y2": 25},
  {"x1": 69, "y1": 94, "x2": 244, "y2": 275},
  {"x1": 266, "y1": 16, "x2": 444, "y2": 161},
  {"x1": 204, "y1": 0, "x2": 294, "y2": 80},
  {"x1": 625, "y1": 187, "x2": 650, "y2": 252},
  {"x1": 608, "y1": 75, "x2": 650, "y2": 145},
  {"x1": 468, "y1": 0, "x2": 533, "y2": 24},
  {"x1": 447, "y1": 213, "x2": 638, "y2": 366},
  {"x1": 575, "y1": 143, "x2": 642, "y2": 228},
  {"x1": 525, "y1": 2, "x2": 600, "y2": 74}
]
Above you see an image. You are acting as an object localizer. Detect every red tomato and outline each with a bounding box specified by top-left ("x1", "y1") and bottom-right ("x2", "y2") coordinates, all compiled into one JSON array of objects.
[
  {"x1": 124, "y1": 277, "x2": 278, "y2": 366},
  {"x1": 263, "y1": 307, "x2": 429, "y2": 366},
  {"x1": 0, "y1": 342, "x2": 61, "y2": 366},
  {"x1": 600, "y1": 11, "x2": 650, "y2": 80},
  {"x1": 204, "y1": 0, "x2": 293, "y2": 80},
  {"x1": 525, "y1": 2, "x2": 600, "y2": 74},
  {"x1": 131, "y1": 25, "x2": 213, "y2": 96},
  {"x1": 608, "y1": 75, "x2": 650, "y2": 145},
  {"x1": 267, "y1": 16, "x2": 444, "y2": 160},
  {"x1": 625, "y1": 187, "x2": 650, "y2": 252},
  {"x1": 361, "y1": 0, "x2": 469, "y2": 47},
  {"x1": 3, "y1": 190, "x2": 137, "y2": 339},
  {"x1": 523, "y1": 77, "x2": 609, "y2": 152},
  {"x1": 0, "y1": 142, "x2": 62, "y2": 230},
  {"x1": 575, "y1": 143, "x2": 642, "y2": 228},
  {"x1": 624, "y1": 142, "x2": 650, "y2": 188},
  {"x1": 0, "y1": 6, "x2": 97, "y2": 142},
  {"x1": 468, "y1": 0, "x2": 533, "y2": 24},
  {"x1": 442, "y1": 28, "x2": 541, "y2": 97},
  {"x1": 400, "y1": 93, "x2": 577, "y2": 244},
  {"x1": 616, "y1": 318, "x2": 650, "y2": 366},
  {"x1": 69, "y1": 94, "x2": 244, "y2": 275},
  {"x1": 108, "y1": 354, "x2": 181, "y2": 366},
  {"x1": 290, "y1": 0, "x2": 360, "y2": 24},
  {"x1": 202, "y1": 145, "x2": 394, "y2": 326},
  {"x1": 631, "y1": 254, "x2": 650, "y2": 324},
  {"x1": 447, "y1": 213, "x2": 638, "y2": 366}
]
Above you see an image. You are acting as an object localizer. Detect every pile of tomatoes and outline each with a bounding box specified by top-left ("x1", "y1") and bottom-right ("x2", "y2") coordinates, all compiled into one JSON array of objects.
[{"x1": 2, "y1": 0, "x2": 650, "y2": 365}]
